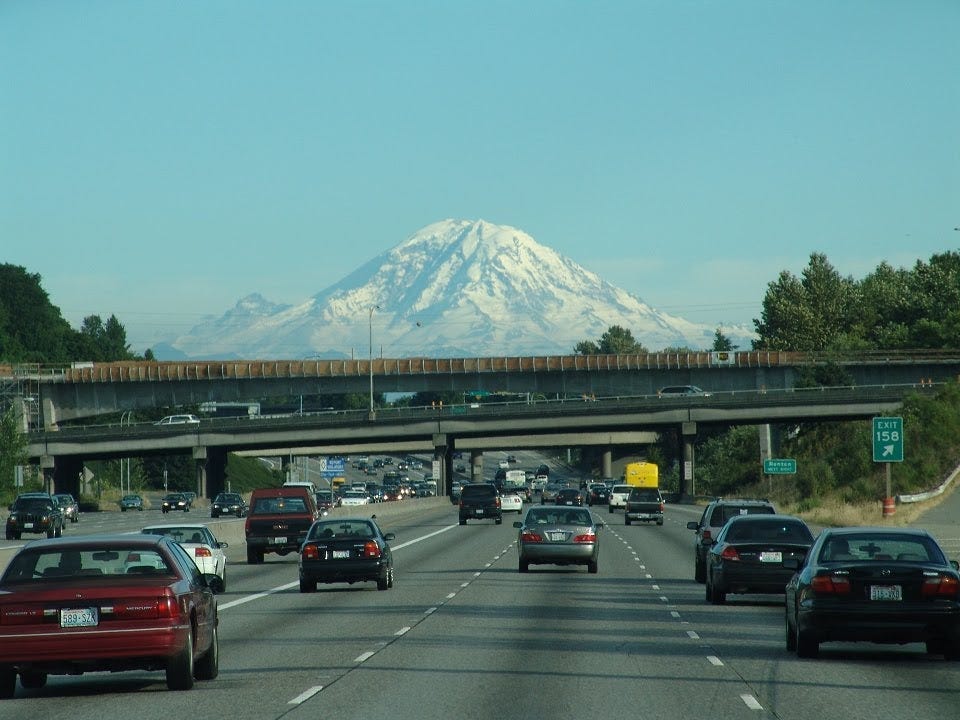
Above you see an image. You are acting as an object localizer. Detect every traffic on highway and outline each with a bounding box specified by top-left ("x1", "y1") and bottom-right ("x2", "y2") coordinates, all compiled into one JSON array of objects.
[{"x1": 1, "y1": 451, "x2": 959, "y2": 719}]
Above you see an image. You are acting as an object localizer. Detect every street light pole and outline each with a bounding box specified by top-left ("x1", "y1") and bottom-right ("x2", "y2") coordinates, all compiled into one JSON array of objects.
[{"x1": 369, "y1": 305, "x2": 380, "y2": 416}]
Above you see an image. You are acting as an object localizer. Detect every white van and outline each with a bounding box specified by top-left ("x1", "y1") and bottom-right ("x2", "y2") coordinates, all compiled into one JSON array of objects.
[{"x1": 282, "y1": 480, "x2": 317, "y2": 493}]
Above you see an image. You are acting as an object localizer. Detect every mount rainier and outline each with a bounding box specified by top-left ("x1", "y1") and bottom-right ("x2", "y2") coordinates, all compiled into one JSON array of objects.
[{"x1": 158, "y1": 219, "x2": 747, "y2": 360}]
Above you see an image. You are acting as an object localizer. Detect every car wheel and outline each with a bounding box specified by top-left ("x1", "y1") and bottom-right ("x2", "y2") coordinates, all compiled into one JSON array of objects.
[
  {"x1": 785, "y1": 612, "x2": 797, "y2": 651},
  {"x1": 19, "y1": 671, "x2": 46, "y2": 690},
  {"x1": 377, "y1": 568, "x2": 389, "y2": 591},
  {"x1": 608, "y1": 505, "x2": 613, "y2": 513},
  {"x1": 299, "y1": 576, "x2": 317, "y2": 593},
  {"x1": 657, "y1": 518, "x2": 664, "y2": 526},
  {"x1": 121, "y1": 507, "x2": 127, "y2": 512},
  {"x1": 588, "y1": 558, "x2": 599, "y2": 574},
  {"x1": 387, "y1": 567, "x2": 394, "y2": 588},
  {"x1": 55, "y1": 524, "x2": 63, "y2": 538},
  {"x1": 459, "y1": 518, "x2": 467, "y2": 526},
  {"x1": 0, "y1": 669, "x2": 15, "y2": 699},
  {"x1": 71, "y1": 516, "x2": 78, "y2": 523},
  {"x1": 519, "y1": 559, "x2": 529, "y2": 573},
  {"x1": 166, "y1": 627, "x2": 195, "y2": 690},
  {"x1": 246, "y1": 548, "x2": 263, "y2": 565},
  {"x1": 495, "y1": 517, "x2": 502, "y2": 525},
  {"x1": 709, "y1": 581, "x2": 726, "y2": 605},
  {"x1": 796, "y1": 624, "x2": 819, "y2": 659},
  {"x1": 46, "y1": 527, "x2": 55, "y2": 538},
  {"x1": 193, "y1": 624, "x2": 219, "y2": 681},
  {"x1": 694, "y1": 554, "x2": 706, "y2": 584},
  {"x1": 138, "y1": 506, "x2": 143, "y2": 511},
  {"x1": 625, "y1": 516, "x2": 631, "y2": 526}
]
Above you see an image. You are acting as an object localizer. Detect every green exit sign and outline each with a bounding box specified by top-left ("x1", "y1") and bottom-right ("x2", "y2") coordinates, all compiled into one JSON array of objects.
[
  {"x1": 763, "y1": 458, "x2": 797, "y2": 474},
  {"x1": 873, "y1": 416, "x2": 904, "y2": 462}
]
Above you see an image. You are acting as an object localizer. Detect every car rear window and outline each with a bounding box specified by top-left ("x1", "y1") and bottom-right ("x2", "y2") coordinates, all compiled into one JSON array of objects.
[
  {"x1": 461, "y1": 485, "x2": 496, "y2": 498},
  {"x1": 629, "y1": 489, "x2": 661, "y2": 501},
  {"x1": 710, "y1": 505, "x2": 775, "y2": 526},
  {"x1": 725, "y1": 520, "x2": 812, "y2": 543}
]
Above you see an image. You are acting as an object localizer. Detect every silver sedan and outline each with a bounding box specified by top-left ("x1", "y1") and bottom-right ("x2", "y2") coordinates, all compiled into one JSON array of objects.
[{"x1": 514, "y1": 506, "x2": 603, "y2": 574}]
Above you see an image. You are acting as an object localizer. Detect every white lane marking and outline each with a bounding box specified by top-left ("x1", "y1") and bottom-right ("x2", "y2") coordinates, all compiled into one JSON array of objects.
[
  {"x1": 446, "y1": 592, "x2": 457, "y2": 599},
  {"x1": 395, "y1": 627, "x2": 411, "y2": 636},
  {"x1": 473, "y1": 572, "x2": 481, "y2": 577},
  {"x1": 707, "y1": 655, "x2": 723, "y2": 666},
  {"x1": 425, "y1": 607, "x2": 437, "y2": 615},
  {"x1": 220, "y1": 523, "x2": 459, "y2": 612},
  {"x1": 687, "y1": 631, "x2": 700, "y2": 640},
  {"x1": 288, "y1": 686, "x2": 323, "y2": 704},
  {"x1": 741, "y1": 694, "x2": 763, "y2": 710},
  {"x1": 355, "y1": 651, "x2": 376, "y2": 663},
  {"x1": 652, "y1": 584, "x2": 660, "y2": 590},
  {"x1": 645, "y1": 573, "x2": 653, "y2": 578},
  {"x1": 670, "y1": 611, "x2": 680, "y2": 618},
  {"x1": 659, "y1": 596, "x2": 669, "y2": 602},
  {"x1": 460, "y1": 582, "x2": 470, "y2": 588},
  {"x1": 219, "y1": 581, "x2": 298, "y2": 610}
]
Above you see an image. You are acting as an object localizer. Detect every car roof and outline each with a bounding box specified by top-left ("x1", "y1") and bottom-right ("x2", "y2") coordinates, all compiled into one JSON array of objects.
[
  {"x1": 142, "y1": 523, "x2": 207, "y2": 530},
  {"x1": 820, "y1": 526, "x2": 935, "y2": 538},
  {"x1": 723, "y1": 513, "x2": 804, "y2": 524}
]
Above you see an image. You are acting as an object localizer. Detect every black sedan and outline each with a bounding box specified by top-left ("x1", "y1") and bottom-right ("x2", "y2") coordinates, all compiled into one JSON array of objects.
[
  {"x1": 587, "y1": 483, "x2": 609, "y2": 506},
  {"x1": 784, "y1": 527, "x2": 960, "y2": 659},
  {"x1": 298, "y1": 517, "x2": 395, "y2": 592},
  {"x1": 161, "y1": 493, "x2": 190, "y2": 513},
  {"x1": 210, "y1": 492, "x2": 247, "y2": 518},
  {"x1": 554, "y1": 488, "x2": 586, "y2": 506},
  {"x1": 705, "y1": 514, "x2": 814, "y2": 604}
]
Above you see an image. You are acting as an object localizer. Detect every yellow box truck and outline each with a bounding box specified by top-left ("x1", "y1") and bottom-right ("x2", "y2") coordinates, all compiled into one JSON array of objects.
[{"x1": 623, "y1": 461, "x2": 658, "y2": 488}]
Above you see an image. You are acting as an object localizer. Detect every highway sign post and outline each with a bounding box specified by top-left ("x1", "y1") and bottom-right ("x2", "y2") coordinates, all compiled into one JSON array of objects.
[
  {"x1": 873, "y1": 417, "x2": 904, "y2": 518},
  {"x1": 763, "y1": 458, "x2": 797, "y2": 474}
]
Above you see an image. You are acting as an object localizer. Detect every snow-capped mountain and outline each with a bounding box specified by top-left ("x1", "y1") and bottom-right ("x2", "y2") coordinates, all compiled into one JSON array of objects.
[{"x1": 162, "y1": 219, "x2": 752, "y2": 359}]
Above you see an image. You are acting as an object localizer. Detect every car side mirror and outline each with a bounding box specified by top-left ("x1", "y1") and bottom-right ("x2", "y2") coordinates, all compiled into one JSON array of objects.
[
  {"x1": 205, "y1": 574, "x2": 225, "y2": 594},
  {"x1": 218, "y1": 541, "x2": 229, "y2": 549},
  {"x1": 951, "y1": 560, "x2": 959, "y2": 571},
  {"x1": 383, "y1": 533, "x2": 395, "y2": 541},
  {"x1": 686, "y1": 521, "x2": 699, "y2": 531}
]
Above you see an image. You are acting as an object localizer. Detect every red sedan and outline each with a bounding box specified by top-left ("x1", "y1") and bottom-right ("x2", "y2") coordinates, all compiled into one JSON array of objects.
[{"x1": 0, "y1": 533, "x2": 223, "y2": 698}]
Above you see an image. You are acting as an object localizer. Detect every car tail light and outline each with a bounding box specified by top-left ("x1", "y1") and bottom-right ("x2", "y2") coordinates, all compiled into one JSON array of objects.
[
  {"x1": 720, "y1": 546, "x2": 741, "y2": 562},
  {"x1": 302, "y1": 544, "x2": 320, "y2": 560},
  {"x1": 0, "y1": 606, "x2": 46, "y2": 625},
  {"x1": 573, "y1": 533, "x2": 597, "y2": 544},
  {"x1": 922, "y1": 573, "x2": 960, "y2": 598},
  {"x1": 811, "y1": 573, "x2": 851, "y2": 595},
  {"x1": 363, "y1": 541, "x2": 381, "y2": 558},
  {"x1": 659, "y1": 502, "x2": 665, "y2": 512},
  {"x1": 495, "y1": 497, "x2": 501, "y2": 509},
  {"x1": 520, "y1": 531, "x2": 543, "y2": 543},
  {"x1": 155, "y1": 595, "x2": 178, "y2": 619},
  {"x1": 194, "y1": 547, "x2": 212, "y2": 558}
]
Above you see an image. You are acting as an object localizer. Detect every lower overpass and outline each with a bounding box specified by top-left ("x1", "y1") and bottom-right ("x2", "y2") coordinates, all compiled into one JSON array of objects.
[{"x1": 25, "y1": 384, "x2": 919, "y2": 500}]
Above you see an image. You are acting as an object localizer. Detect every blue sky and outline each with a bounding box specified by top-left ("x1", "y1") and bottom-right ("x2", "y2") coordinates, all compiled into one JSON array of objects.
[{"x1": 3, "y1": 1, "x2": 958, "y2": 353}]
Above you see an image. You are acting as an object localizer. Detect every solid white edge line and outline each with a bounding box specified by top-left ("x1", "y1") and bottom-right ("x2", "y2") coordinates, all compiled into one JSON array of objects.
[
  {"x1": 354, "y1": 651, "x2": 376, "y2": 663},
  {"x1": 741, "y1": 694, "x2": 763, "y2": 710},
  {"x1": 288, "y1": 685, "x2": 323, "y2": 704},
  {"x1": 396, "y1": 627, "x2": 411, "y2": 636},
  {"x1": 707, "y1": 655, "x2": 723, "y2": 666}
]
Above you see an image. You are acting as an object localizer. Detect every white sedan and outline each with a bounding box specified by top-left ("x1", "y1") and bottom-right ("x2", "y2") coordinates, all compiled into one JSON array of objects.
[
  {"x1": 339, "y1": 490, "x2": 370, "y2": 506},
  {"x1": 500, "y1": 492, "x2": 523, "y2": 514},
  {"x1": 140, "y1": 523, "x2": 228, "y2": 590}
]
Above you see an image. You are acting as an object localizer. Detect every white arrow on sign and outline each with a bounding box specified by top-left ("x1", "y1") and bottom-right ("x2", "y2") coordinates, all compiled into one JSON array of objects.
[{"x1": 882, "y1": 445, "x2": 895, "y2": 457}]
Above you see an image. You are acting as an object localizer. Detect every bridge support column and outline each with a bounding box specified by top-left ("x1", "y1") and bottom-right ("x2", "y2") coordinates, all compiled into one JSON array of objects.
[
  {"x1": 681, "y1": 422, "x2": 697, "y2": 500},
  {"x1": 470, "y1": 450, "x2": 483, "y2": 483},
  {"x1": 432, "y1": 434, "x2": 448, "y2": 498},
  {"x1": 193, "y1": 446, "x2": 208, "y2": 500},
  {"x1": 601, "y1": 449, "x2": 613, "y2": 479}
]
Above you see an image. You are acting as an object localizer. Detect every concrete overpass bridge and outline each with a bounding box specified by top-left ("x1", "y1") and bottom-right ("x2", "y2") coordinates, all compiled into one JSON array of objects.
[{"x1": 22, "y1": 380, "x2": 931, "y2": 502}]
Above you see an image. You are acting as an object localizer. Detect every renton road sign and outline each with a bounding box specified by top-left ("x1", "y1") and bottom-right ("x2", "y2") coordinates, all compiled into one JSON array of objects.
[
  {"x1": 872, "y1": 417, "x2": 904, "y2": 463},
  {"x1": 763, "y1": 458, "x2": 797, "y2": 474}
]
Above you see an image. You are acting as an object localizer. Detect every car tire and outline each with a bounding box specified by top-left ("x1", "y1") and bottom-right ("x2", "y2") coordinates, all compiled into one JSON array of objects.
[
  {"x1": 588, "y1": 559, "x2": 598, "y2": 574},
  {"x1": 387, "y1": 567, "x2": 394, "y2": 588},
  {"x1": 709, "y1": 581, "x2": 726, "y2": 605},
  {"x1": 138, "y1": 507, "x2": 143, "y2": 511},
  {"x1": 166, "y1": 627, "x2": 195, "y2": 690},
  {"x1": 299, "y1": 576, "x2": 317, "y2": 593},
  {"x1": 796, "y1": 625, "x2": 819, "y2": 659},
  {"x1": 71, "y1": 516, "x2": 78, "y2": 523},
  {"x1": 625, "y1": 516, "x2": 631, "y2": 526},
  {"x1": 459, "y1": 518, "x2": 467, "y2": 526},
  {"x1": 786, "y1": 615, "x2": 797, "y2": 651},
  {"x1": 46, "y1": 527, "x2": 55, "y2": 538},
  {"x1": 19, "y1": 671, "x2": 46, "y2": 690},
  {"x1": 377, "y1": 568, "x2": 389, "y2": 591},
  {"x1": 495, "y1": 517, "x2": 502, "y2": 525},
  {"x1": 694, "y1": 554, "x2": 706, "y2": 584},
  {"x1": 246, "y1": 548, "x2": 263, "y2": 565},
  {"x1": 519, "y1": 559, "x2": 529, "y2": 573},
  {"x1": 608, "y1": 505, "x2": 613, "y2": 513},
  {"x1": 121, "y1": 508, "x2": 127, "y2": 512},
  {"x1": 657, "y1": 518, "x2": 664, "y2": 526},
  {"x1": 194, "y1": 624, "x2": 219, "y2": 681},
  {"x1": 0, "y1": 669, "x2": 15, "y2": 699}
]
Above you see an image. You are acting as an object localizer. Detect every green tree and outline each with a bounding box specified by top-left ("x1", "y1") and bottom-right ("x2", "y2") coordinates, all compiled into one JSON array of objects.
[
  {"x1": 0, "y1": 264, "x2": 75, "y2": 362},
  {"x1": 0, "y1": 407, "x2": 28, "y2": 500},
  {"x1": 712, "y1": 329, "x2": 735, "y2": 351},
  {"x1": 575, "y1": 325, "x2": 647, "y2": 354}
]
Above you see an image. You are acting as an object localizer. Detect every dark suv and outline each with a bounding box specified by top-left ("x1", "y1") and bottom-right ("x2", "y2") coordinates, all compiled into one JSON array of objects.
[
  {"x1": 6, "y1": 493, "x2": 66, "y2": 540},
  {"x1": 687, "y1": 498, "x2": 776, "y2": 583},
  {"x1": 458, "y1": 483, "x2": 502, "y2": 525}
]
